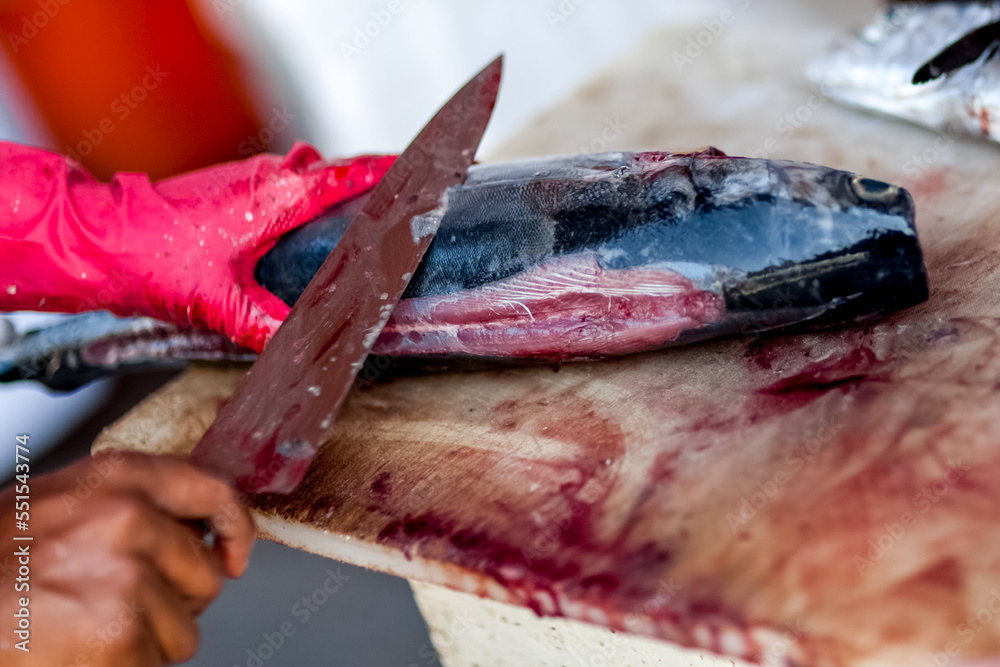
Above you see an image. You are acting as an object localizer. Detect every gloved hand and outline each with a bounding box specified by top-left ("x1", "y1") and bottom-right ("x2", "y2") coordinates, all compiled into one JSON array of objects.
[{"x1": 0, "y1": 142, "x2": 395, "y2": 352}]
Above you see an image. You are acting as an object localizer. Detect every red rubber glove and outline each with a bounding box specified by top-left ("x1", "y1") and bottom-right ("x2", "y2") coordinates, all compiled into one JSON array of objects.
[{"x1": 0, "y1": 141, "x2": 395, "y2": 352}]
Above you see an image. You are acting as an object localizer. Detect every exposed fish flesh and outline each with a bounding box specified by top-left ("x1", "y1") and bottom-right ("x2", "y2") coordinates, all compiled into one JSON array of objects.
[
  {"x1": 808, "y1": 2, "x2": 1000, "y2": 142},
  {"x1": 2, "y1": 151, "x2": 928, "y2": 389}
]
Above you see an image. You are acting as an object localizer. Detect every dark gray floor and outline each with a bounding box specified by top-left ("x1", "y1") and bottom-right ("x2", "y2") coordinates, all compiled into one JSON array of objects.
[
  {"x1": 24, "y1": 373, "x2": 438, "y2": 667},
  {"x1": 186, "y1": 540, "x2": 435, "y2": 667}
]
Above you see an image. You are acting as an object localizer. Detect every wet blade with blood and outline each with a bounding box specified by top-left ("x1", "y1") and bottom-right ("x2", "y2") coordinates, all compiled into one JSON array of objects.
[{"x1": 187, "y1": 56, "x2": 503, "y2": 494}]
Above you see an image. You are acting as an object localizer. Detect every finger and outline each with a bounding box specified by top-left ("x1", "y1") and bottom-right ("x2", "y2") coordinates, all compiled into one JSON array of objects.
[
  {"x1": 209, "y1": 501, "x2": 256, "y2": 579},
  {"x1": 127, "y1": 629, "x2": 168, "y2": 667},
  {"x1": 98, "y1": 453, "x2": 238, "y2": 518},
  {"x1": 116, "y1": 499, "x2": 227, "y2": 604},
  {"x1": 53, "y1": 495, "x2": 224, "y2": 605},
  {"x1": 269, "y1": 148, "x2": 391, "y2": 241},
  {"x1": 53, "y1": 561, "x2": 169, "y2": 667},
  {"x1": 233, "y1": 284, "x2": 289, "y2": 353},
  {"x1": 94, "y1": 453, "x2": 257, "y2": 577},
  {"x1": 311, "y1": 154, "x2": 395, "y2": 215},
  {"x1": 135, "y1": 566, "x2": 202, "y2": 665},
  {"x1": 21, "y1": 492, "x2": 92, "y2": 535}
]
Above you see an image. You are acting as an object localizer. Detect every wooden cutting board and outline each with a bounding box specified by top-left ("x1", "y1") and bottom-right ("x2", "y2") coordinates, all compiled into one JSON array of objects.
[{"x1": 94, "y1": 2, "x2": 1000, "y2": 665}]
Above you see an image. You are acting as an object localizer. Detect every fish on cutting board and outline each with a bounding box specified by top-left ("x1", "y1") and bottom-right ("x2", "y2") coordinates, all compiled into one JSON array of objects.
[
  {"x1": 809, "y1": 1, "x2": 1000, "y2": 142},
  {"x1": 85, "y1": 3, "x2": 1000, "y2": 665},
  {"x1": 1, "y1": 150, "x2": 929, "y2": 388}
]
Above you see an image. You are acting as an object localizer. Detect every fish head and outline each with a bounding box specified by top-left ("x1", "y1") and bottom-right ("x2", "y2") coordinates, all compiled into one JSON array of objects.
[
  {"x1": 561, "y1": 152, "x2": 929, "y2": 333},
  {"x1": 713, "y1": 157, "x2": 927, "y2": 332},
  {"x1": 767, "y1": 159, "x2": 913, "y2": 220},
  {"x1": 808, "y1": 2, "x2": 1000, "y2": 141}
]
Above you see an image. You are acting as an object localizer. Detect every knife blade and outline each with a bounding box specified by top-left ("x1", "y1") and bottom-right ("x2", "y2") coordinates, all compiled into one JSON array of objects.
[{"x1": 188, "y1": 56, "x2": 503, "y2": 494}]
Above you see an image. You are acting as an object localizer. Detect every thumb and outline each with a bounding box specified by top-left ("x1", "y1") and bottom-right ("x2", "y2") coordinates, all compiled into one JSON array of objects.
[{"x1": 230, "y1": 283, "x2": 291, "y2": 353}]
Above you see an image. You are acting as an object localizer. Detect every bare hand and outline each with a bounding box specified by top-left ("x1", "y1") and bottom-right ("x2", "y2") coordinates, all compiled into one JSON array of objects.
[{"x1": 0, "y1": 451, "x2": 255, "y2": 666}]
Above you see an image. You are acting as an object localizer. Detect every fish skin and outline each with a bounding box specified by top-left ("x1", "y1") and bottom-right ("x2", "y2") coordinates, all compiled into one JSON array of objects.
[
  {"x1": 2, "y1": 151, "x2": 928, "y2": 388},
  {"x1": 0, "y1": 313, "x2": 253, "y2": 389},
  {"x1": 261, "y1": 151, "x2": 927, "y2": 359},
  {"x1": 809, "y1": 1, "x2": 1000, "y2": 142}
]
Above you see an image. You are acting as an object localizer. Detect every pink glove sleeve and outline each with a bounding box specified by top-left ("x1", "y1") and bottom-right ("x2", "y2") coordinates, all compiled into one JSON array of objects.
[{"x1": 0, "y1": 141, "x2": 395, "y2": 352}]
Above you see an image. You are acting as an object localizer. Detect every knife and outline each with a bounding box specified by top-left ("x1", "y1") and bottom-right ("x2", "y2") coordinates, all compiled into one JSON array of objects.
[{"x1": 188, "y1": 56, "x2": 503, "y2": 494}]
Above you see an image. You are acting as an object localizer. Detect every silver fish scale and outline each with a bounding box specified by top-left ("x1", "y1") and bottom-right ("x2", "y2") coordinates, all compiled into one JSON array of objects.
[{"x1": 809, "y1": 2, "x2": 1000, "y2": 142}]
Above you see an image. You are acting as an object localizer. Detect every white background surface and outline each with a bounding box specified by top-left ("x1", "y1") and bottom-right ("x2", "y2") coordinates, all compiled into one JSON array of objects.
[{"x1": 223, "y1": 0, "x2": 726, "y2": 158}]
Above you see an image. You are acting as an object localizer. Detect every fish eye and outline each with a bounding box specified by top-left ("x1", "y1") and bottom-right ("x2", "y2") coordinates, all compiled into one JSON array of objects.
[{"x1": 850, "y1": 176, "x2": 899, "y2": 204}]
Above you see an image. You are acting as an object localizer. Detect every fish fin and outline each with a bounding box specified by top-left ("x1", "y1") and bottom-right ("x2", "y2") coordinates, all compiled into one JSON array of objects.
[{"x1": 912, "y1": 20, "x2": 1000, "y2": 85}]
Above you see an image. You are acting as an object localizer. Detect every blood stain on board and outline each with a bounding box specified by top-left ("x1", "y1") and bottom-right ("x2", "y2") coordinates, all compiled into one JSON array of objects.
[
  {"x1": 909, "y1": 168, "x2": 948, "y2": 201},
  {"x1": 365, "y1": 391, "x2": 680, "y2": 616},
  {"x1": 744, "y1": 337, "x2": 771, "y2": 370},
  {"x1": 369, "y1": 471, "x2": 392, "y2": 502},
  {"x1": 491, "y1": 399, "x2": 522, "y2": 432},
  {"x1": 753, "y1": 347, "x2": 880, "y2": 420}
]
